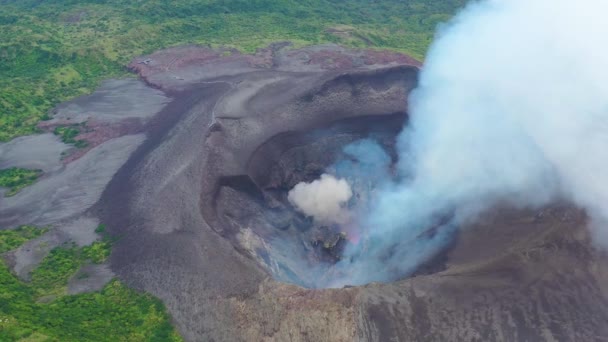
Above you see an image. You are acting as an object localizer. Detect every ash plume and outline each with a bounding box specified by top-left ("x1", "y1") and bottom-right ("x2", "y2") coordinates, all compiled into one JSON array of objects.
[
  {"x1": 288, "y1": 174, "x2": 353, "y2": 224},
  {"x1": 328, "y1": 0, "x2": 608, "y2": 287}
]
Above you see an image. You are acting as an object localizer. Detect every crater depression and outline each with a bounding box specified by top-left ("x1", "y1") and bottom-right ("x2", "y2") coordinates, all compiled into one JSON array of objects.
[{"x1": 87, "y1": 44, "x2": 608, "y2": 341}]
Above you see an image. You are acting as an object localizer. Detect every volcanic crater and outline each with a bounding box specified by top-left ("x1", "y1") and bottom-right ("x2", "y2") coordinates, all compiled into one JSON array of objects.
[
  {"x1": 4, "y1": 43, "x2": 603, "y2": 341},
  {"x1": 208, "y1": 73, "x2": 417, "y2": 288}
]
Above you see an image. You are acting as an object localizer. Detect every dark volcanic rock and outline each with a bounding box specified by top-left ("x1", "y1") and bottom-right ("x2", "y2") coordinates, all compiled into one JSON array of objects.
[{"x1": 96, "y1": 44, "x2": 608, "y2": 342}]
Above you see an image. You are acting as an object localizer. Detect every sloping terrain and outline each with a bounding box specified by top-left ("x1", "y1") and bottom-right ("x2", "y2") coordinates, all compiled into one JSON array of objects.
[
  {"x1": 90, "y1": 45, "x2": 608, "y2": 341},
  {"x1": 1, "y1": 40, "x2": 606, "y2": 341}
]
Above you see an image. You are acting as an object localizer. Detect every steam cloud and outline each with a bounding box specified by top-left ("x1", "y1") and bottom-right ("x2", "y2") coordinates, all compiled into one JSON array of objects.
[
  {"x1": 288, "y1": 174, "x2": 353, "y2": 224},
  {"x1": 325, "y1": 0, "x2": 608, "y2": 287}
]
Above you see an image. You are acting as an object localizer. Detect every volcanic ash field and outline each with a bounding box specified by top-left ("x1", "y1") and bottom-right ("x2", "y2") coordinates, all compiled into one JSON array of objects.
[{"x1": 2, "y1": 42, "x2": 608, "y2": 341}]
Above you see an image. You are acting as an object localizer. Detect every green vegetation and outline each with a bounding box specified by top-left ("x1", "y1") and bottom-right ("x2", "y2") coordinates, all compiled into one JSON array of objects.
[
  {"x1": 94, "y1": 223, "x2": 106, "y2": 234},
  {"x1": 0, "y1": 167, "x2": 42, "y2": 197},
  {"x1": 81, "y1": 241, "x2": 111, "y2": 264},
  {"x1": 54, "y1": 124, "x2": 88, "y2": 148},
  {"x1": 83, "y1": 224, "x2": 113, "y2": 264},
  {"x1": 0, "y1": 225, "x2": 47, "y2": 253},
  {"x1": 82, "y1": 239, "x2": 112, "y2": 264},
  {"x1": 30, "y1": 245, "x2": 82, "y2": 297},
  {"x1": 0, "y1": 0, "x2": 466, "y2": 142},
  {"x1": 0, "y1": 226, "x2": 183, "y2": 341},
  {"x1": 31, "y1": 225, "x2": 114, "y2": 297}
]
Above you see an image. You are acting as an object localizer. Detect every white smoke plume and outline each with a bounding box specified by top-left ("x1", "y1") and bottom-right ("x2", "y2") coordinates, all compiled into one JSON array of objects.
[
  {"x1": 328, "y1": 0, "x2": 608, "y2": 287},
  {"x1": 288, "y1": 174, "x2": 353, "y2": 224}
]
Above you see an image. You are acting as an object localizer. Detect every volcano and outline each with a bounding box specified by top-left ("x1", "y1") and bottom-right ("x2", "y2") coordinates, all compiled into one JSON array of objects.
[{"x1": 88, "y1": 44, "x2": 608, "y2": 341}]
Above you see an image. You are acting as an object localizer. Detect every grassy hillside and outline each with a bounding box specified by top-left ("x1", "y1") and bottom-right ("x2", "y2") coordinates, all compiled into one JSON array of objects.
[{"x1": 0, "y1": 0, "x2": 465, "y2": 141}]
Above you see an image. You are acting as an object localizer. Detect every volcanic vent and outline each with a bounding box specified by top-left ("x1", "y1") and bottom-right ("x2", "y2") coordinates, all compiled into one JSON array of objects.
[{"x1": 194, "y1": 64, "x2": 429, "y2": 288}]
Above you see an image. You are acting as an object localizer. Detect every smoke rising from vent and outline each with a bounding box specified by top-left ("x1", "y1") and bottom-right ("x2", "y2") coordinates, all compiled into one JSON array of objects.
[
  {"x1": 322, "y1": 0, "x2": 608, "y2": 287},
  {"x1": 288, "y1": 174, "x2": 353, "y2": 224}
]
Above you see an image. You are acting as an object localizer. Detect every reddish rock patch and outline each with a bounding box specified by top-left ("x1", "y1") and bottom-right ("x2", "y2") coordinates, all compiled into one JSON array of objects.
[{"x1": 129, "y1": 43, "x2": 421, "y2": 91}]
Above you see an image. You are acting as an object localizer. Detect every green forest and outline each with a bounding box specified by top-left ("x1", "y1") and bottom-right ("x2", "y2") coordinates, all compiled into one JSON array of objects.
[
  {"x1": 0, "y1": 0, "x2": 465, "y2": 142},
  {"x1": 0, "y1": 168, "x2": 41, "y2": 197},
  {"x1": 0, "y1": 225, "x2": 182, "y2": 341}
]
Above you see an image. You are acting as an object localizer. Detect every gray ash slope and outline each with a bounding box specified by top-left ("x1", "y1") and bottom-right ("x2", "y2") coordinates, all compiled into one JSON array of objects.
[{"x1": 95, "y1": 44, "x2": 608, "y2": 341}]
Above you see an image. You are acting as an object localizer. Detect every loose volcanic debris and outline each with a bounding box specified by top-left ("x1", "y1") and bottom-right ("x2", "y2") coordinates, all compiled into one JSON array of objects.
[{"x1": 12, "y1": 43, "x2": 595, "y2": 342}]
